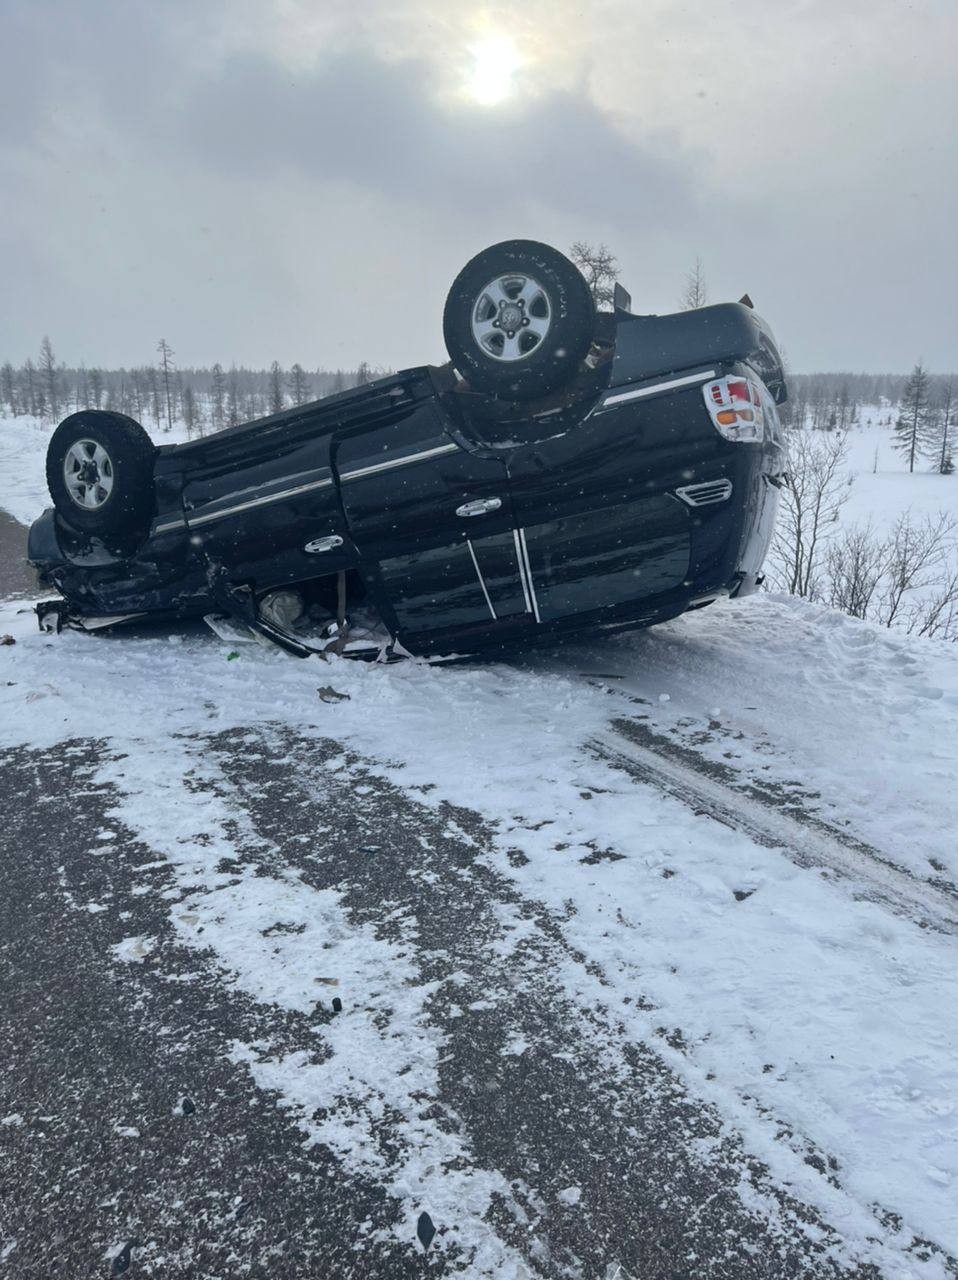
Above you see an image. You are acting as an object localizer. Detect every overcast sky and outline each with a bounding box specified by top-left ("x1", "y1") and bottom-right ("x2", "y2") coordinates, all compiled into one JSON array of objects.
[{"x1": 3, "y1": 0, "x2": 956, "y2": 373}]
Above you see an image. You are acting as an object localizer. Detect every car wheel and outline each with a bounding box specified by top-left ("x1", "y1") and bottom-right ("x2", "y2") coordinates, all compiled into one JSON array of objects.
[
  {"x1": 46, "y1": 411, "x2": 156, "y2": 538},
  {"x1": 443, "y1": 240, "x2": 596, "y2": 401}
]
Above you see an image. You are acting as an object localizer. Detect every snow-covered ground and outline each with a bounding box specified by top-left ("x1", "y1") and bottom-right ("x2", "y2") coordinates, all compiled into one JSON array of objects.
[
  {"x1": 2, "y1": 410, "x2": 958, "y2": 1275},
  {"x1": 842, "y1": 409, "x2": 958, "y2": 535}
]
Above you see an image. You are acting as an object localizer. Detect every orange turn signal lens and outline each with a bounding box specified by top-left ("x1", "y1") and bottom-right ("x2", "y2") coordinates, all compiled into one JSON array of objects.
[{"x1": 716, "y1": 410, "x2": 738, "y2": 426}]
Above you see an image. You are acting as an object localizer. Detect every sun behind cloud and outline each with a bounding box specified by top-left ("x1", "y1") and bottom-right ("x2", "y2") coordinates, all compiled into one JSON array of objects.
[{"x1": 464, "y1": 32, "x2": 522, "y2": 105}]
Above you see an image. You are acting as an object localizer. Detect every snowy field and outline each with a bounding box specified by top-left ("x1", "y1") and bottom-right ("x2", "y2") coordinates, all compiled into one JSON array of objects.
[
  {"x1": 843, "y1": 409, "x2": 958, "y2": 536},
  {"x1": 2, "y1": 410, "x2": 958, "y2": 1276}
]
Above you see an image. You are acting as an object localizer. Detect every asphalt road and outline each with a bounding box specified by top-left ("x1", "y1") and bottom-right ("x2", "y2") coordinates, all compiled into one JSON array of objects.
[
  {"x1": 0, "y1": 514, "x2": 37, "y2": 599},
  {"x1": 0, "y1": 722, "x2": 907, "y2": 1279}
]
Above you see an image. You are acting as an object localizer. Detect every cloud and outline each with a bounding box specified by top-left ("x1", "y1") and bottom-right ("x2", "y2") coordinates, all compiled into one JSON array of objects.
[
  {"x1": 180, "y1": 49, "x2": 696, "y2": 226},
  {"x1": 1, "y1": 0, "x2": 956, "y2": 370}
]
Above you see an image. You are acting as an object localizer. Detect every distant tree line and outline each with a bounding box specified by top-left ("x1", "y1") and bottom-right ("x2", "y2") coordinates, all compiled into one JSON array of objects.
[
  {"x1": 2, "y1": 334, "x2": 954, "y2": 474},
  {"x1": 0, "y1": 337, "x2": 387, "y2": 438},
  {"x1": 786, "y1": 367, "x2": 954, "y2": 475}
]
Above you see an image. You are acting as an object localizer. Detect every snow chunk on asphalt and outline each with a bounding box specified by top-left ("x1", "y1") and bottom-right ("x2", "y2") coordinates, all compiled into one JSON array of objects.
[
  {"x1": 111, "y1": 935, "x2": 156, "y2": 964},
  {"x1": 558, "y1": 1186, "x2": 582, "y2": 1206}
]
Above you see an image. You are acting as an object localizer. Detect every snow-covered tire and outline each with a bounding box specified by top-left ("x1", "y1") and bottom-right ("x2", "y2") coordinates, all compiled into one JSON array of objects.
[
  {"x1": 443, "y1": 240, "x2": 596, "y2": 401},
  {"x1": 46, "y1": 411, "x2": 156, "y2": 538}
]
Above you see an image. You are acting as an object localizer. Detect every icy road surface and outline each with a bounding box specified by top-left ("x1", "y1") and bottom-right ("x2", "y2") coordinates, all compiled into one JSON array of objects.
[{"x1": 1, "y1": 589, "x2": 957, "y2": 1278}]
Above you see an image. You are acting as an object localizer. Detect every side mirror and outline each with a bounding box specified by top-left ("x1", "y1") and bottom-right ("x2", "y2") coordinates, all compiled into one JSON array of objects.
[{"x1": 613, "y1": 282, "x2": 632, "y2": 314}]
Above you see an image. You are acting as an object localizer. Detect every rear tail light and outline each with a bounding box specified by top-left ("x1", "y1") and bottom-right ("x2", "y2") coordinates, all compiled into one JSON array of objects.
[{"x1": 702, "y1": 376, "x2": 765, "y2": 442}]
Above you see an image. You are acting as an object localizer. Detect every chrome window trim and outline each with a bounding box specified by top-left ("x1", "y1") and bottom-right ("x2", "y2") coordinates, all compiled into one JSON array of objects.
[
  {"x1": 153, "y1": 515, "x2": 187, "y2": 534},
  {"x1": 187, "y1": 476, "x2": 335, "y2": 527},
  {"x1": 155, "y1": 474, "x2": 336, "y2": 534},
  {"x1": 602, "y1": 368, "x2": 717, "y2": 409}
]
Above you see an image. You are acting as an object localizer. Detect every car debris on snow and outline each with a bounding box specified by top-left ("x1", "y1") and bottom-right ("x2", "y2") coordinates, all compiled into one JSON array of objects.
[{"x1": 317, "y1": 685, "x2": 351, "y2": 703}]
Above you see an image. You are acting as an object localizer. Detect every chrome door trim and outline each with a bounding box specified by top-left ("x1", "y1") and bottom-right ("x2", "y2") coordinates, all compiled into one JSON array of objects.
[
  {"x1": 339, "y1": 442, "x2": 459, "y2": 483},
  {"x1": 513, "y1": 527, "x2": 541, "y2": 623},
  {"x1": 466, "y1": 539, "x2": 498, "y2": 620}
]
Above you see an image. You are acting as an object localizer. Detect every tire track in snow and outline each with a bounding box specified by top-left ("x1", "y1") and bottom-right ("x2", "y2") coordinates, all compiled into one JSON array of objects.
[{"x1": 591, "y1": 717, "x2": 958, "y2": 936}]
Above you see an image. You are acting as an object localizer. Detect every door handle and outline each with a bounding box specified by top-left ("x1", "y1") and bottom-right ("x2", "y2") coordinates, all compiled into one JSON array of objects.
[
  {"x1": 304, "y1": 534, "x2": 344, "y2": 554},
  {"x1": 456, "y1": 497, "x2": 502, "y2": 518}
]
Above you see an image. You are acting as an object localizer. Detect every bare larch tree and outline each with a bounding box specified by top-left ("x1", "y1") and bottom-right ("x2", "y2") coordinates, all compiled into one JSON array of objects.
[
  {"x1": 287, "y1": 363, "x2": 310, "y2": 405},
  {"x1": 766, "y1": 429, "x2": 852, "y2": 597},
  {"x1": 38, "y1": 336, "x2": 60, "y2": 421},
  {"x1": 569, "y1": 242, "x2": 619, "y2": 310},
  {"x1": 156, "y1": 339, "x2": 175, "y2": 432},
  {"x1": 681, "y1": 257, "x2": 709, "y2": 310}
]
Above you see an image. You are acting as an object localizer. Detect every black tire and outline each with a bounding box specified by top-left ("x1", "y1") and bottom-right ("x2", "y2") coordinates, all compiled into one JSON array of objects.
[
  {"x1": 443, "y1": 240, "x2": 595, "y2": 401},
  {"x1": 46, "y1": 411, "x2": 156, "y2": 538}
]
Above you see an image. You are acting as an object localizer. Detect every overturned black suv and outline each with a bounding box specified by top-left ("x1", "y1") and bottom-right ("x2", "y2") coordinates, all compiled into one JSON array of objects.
[{"x1": 29, "y1": 240, "x2": 787, "y2": 659}]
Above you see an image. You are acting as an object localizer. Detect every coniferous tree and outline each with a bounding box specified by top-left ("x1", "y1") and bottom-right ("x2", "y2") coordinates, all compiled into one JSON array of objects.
[
  {"x1": 210, "y1": 363, "x2": 226, "y2": 429},
  {"x1": 836, "y1": 383, "x2": 850, "y2": 431},
  {"x1": 22, "y1": 359, "x2": 38, "y2": 416},
  {"x1": 893, "y1": 362, "x2": 932, "y2": 473},
  {"x1": 0, "y1": 362, "x2": 17, "y2": 415},
  {"x1": 227, "y1": 366, "x2": 241, "y2": 426},
  {"x1": 147, "y1": 366, "x2": 162, "y2": 427},
  {"x1": 115, "y1": 376, "x2": 132, "y2": 417},
  {"x1": 157, "y1": 339, "x2": 175, "y2": 432},
  {"x1": 287, "y1": 363, "x2": 309, "y2": 405},
  {"x1": 39, "y1": 336, "x2": 60, "y2": 421},
  {"x1": 181, "y1": 383, "x2": 199, "y2": 439},
  {"x1": 130, "y1": 368, "x2": 145, "y2": 420},
  {"x1": 268, "y1": 361, "x2": 284, "y2": 414},
  {"x1": 925, "y1": 382, "x2": 955, "y2": 476}
]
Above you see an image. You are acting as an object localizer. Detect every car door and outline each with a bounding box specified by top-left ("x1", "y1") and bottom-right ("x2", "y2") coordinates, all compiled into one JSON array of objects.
[
  {"x1": 335, "y1": 403, "x2": 533, "y2": 645},
  {"x1": 504, "y1": 394, "x2": 700, "y2": 621},
  {"x1": 179, "y1": 424, "x2": 359, "y2": 589}
]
